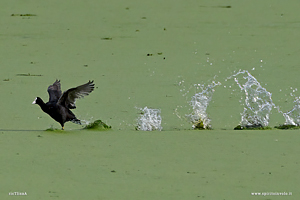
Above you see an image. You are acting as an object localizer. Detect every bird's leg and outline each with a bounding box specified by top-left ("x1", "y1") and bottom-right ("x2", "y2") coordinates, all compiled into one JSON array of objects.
[{"x1": 61, "y1": 126, "x2": 64, "y2": 130}]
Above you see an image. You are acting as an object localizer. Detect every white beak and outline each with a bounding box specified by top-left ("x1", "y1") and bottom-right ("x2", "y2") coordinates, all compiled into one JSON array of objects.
[{"x1": 32, "y1": 97, "x2": 37, "y2": 104}]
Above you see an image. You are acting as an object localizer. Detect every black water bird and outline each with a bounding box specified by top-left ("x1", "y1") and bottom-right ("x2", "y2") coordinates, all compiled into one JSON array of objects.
[{"x1": 32, "y1": 80, "x2": 95, "y2": 130}]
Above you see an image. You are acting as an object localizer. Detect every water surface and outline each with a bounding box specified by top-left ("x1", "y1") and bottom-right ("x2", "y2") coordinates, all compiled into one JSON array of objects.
[{"x1": 1, "y1": 0, "x2": 300, "y2": 199}]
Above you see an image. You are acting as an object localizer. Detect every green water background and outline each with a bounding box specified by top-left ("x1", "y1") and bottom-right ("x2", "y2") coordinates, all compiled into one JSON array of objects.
[{"x1": 1, "y1": 0, "x2": 300, "y2": 199}]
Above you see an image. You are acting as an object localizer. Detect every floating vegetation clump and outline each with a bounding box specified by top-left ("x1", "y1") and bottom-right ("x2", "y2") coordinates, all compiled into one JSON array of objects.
[
  {"x1": 11, "y1": 14, "x2": 37, "y2": 16},
  {"x1": 274, "y1": 124, "x2": 300, "y2": 130},
  {"x1": 83, "y1": 120, "x2": 111, "y2": 131},
  {"x1": 146, "y1": 52, "x2": 163, "y2": 56},
  {"x1": 16, "y1": 73, "x2": 42, "y2": 76},
  {"x1": 193, "y1": 119, "x2": 212, "y2": 130},
  {"x1": 233, "y1": 115, "x2": 272, "y2": 130},
  {"x1": 136, "y1": 107, "x2": 162, "y2": 131},
  {"x1": 200, "y1": 5, "x2": 231, "y2": 8},
  {"x1": 234, "y1": 125, "x2": 272, "y2": 130},
  {"x1": 101, "y1": 37, "x2": 112, "y2": 40},
  {"x1": 45, "y1": 126, "x2": 63, "y2": 132}
]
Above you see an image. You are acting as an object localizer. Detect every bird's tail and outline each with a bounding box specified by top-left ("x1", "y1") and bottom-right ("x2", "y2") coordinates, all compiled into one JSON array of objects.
[{"x1": 72, "y1": 118, "x2": 82, "y2": 125}]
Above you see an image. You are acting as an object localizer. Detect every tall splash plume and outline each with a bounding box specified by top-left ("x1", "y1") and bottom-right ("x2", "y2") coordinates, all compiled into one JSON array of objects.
[
  {"x1": 227, "y1": 70, "x2": 275, "y2": 128},
  {"x1": 186, "y1": 81, "x2": 221, "y2": 129}
]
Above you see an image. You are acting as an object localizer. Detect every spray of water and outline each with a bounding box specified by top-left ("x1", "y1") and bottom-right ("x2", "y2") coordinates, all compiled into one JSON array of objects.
[
  {"x1": 186, "y1": 81, "x2": 221, "y2": 129},
  {"x1": 175, "y1": 68, "x2": 300, "y2": 129},
  {"x1": 227, "y1": 70, "x2": 275, "y2": 127},
  {"x1": 282, "y1": 97, "x2": 300, "y2": 126},
  {"x1": 78, "y1": 114, "x2": 94, "y2": 126},
  {"x1": 136, "y1": 106, "x2": 162, "y2": 131}
]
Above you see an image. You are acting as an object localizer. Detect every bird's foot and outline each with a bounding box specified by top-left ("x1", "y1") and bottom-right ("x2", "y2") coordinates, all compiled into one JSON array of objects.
[{"x1": 61, "y1": 127, "x2": 64, "y2": 130}]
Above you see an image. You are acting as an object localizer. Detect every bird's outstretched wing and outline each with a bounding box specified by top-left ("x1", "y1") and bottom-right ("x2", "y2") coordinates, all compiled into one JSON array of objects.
[
  {"x1": 57, "y1": 80, "x2": 95, "y2": 109},
  {"x1": 48, "y1": 80, "x2": 62, "y2": 102}
]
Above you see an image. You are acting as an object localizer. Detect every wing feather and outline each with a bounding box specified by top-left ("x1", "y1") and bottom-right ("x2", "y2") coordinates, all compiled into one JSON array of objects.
[
  {"x1": 47, "y1": 80, "x2": 62, "y2": 102},
  {"x1": 57, "y1": 80, "x2": 95, "y2": 109}
]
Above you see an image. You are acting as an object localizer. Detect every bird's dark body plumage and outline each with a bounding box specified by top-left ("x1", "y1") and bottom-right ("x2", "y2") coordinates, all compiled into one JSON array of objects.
[{"x1": 33, "y1": 80, "x2": 94, "y2": 129}]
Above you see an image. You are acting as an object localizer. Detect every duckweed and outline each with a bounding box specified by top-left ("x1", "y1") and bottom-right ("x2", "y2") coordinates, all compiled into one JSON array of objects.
[{"x1": 83, "y1": 120, "x2": 111, "y2": 130}]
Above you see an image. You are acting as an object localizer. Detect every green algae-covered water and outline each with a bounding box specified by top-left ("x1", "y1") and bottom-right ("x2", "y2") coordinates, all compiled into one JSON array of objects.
[
  {"x1": 1, "y1": 0, "x2": 300, "y2": 199},
  {"x1": 1, "y1": 130, "x2": 299, "y2": 199}
]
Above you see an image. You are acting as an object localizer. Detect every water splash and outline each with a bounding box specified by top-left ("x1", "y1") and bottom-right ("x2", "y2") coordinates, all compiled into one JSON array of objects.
[
  {"x1": 79, "y1": 115, "x2": 94, "y2": 126},
  {"x1": 282, "y1": 97, "x2": 300, "y2": 126},
  {"x1": 186, "y1": 81, "x2": 221, "y2": 129},
  {"x1": 136, "y1": 107, "x2": 162, "y2": 131},
  {"x1": 227, "y1": 70, "x2": 275, "y2": 127}
]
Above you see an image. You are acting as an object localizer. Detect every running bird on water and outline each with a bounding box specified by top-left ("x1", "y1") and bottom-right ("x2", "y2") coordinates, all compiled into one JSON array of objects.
[{"x1": 32, "y1": 80, "x2": 95, "y2": 130}]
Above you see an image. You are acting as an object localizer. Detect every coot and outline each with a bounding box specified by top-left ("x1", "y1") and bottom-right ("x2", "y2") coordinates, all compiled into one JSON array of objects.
[{"x1": 32, "y1": 80, "x2": 95, "y2": 130}]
